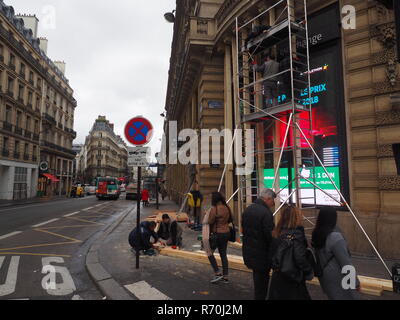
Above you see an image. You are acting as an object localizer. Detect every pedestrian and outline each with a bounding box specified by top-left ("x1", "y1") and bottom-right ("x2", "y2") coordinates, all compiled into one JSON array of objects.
[
  {"x1": 253, "y1": 53, "x2": 280, "y2": 109},
  {"x1": 311, "y1": 207, "x2": 360, "y2": 300},
  {"x1": 128, "y1": 221, "x2": 159, "y2": 256},
  {"x1": 269, "y1": 205, "x2": 313, "y2": 300},
  {"x1": 205, "y1": 192, "x2": 233, "y2": 284},
  {"x1": 141, "y1": 188, "x2": 150, "y2": 207},
  {"x1": 242, "y1": 189, "x2": 276, "y2": 300},
  {"x1": 157, "y1": 214, "x2": 183, "y2": 248}
]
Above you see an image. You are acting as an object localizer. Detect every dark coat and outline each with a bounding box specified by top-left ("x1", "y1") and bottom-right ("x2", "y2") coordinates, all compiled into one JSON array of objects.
[
  {"x1": 242, "y1": 198, "x2": 275, "y2": 271},
  {"x1": 269, "y1": 226, "x2": 313, "y2": 300},
  {"x1": 128, "y1": 221, "x2": 158, "y2": 251},
  {"x1": 157, "y1": 220, "x2": 180, "y2": 245}
]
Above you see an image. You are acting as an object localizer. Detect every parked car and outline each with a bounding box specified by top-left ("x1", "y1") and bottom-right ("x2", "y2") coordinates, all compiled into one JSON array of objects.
[{"x1": 85, "y1": 185, "x2": 96, "y2": 195}]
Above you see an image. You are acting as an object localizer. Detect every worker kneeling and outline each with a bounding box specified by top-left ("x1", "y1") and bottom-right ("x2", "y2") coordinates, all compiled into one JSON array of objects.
[
  {"x1": 128, "y1": 221, "x2": 159, "y2": 256},
  {"x1": 157, "y1": 214, "x2": 183, "y2": 249}
]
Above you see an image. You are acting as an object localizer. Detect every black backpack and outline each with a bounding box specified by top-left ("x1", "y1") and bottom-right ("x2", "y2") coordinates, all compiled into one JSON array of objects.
[
  {"x1": 272, "y1": 233, "x2": 302, "y2": 283},
  {"x1": 307, "y1": 247, "x2": 334, "y2": 278}
]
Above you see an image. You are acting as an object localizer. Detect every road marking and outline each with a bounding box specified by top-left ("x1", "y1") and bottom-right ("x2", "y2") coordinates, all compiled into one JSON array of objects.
[
  {"x1": 0, "y1": 256, "x2": 20, "y2": 297},
  {"x1": 72, "y1": 294, "x2": 83, "y2": 300},
  {"x1": 0, "y1": 252, "x2": 71, "y2": 258},
  {"x1": 82, "y1": 207, "x2": 94, "y2": 211},
  {"x1": 124, "y1": 281, "x2": 171, "y2": 300},
  {"x1": 0, "y1": 231, "x2": 22, "y2": 240},
  {"x1": 63, "y1": 212, "x2": 80, "y2": 217},
  {"x1": 32, "y1": 219, "x2": 59, "y2": 228},
  {"x1": 35, "y1": 229, "x2": 81, "y2": 242},
  {"x1": 94, "y1": 204, "x2": 103, "y2": 207}
]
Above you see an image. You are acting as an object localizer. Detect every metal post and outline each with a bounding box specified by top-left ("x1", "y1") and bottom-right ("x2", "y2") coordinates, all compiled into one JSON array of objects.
[
  {"x1": 156, "y1": 164, "x2": 159, "y2": 210},
  {"x1": 136, "y1": 166, "x2": 141, "y2": 269}
]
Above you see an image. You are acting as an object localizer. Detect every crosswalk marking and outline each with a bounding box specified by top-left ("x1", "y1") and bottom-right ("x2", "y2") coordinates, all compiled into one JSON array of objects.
[
  {"x1": 0, "y1": 231, "x2": 22, "y2": 240},
  {"x1": 32, "y1": 219, "x2": 59, "y2": 228},
  {"x1": 63, "y1": 212, "x2": 80, "y2": 217},
  {"x1": 124, "y1": 281, "x2": 171, "y2": 300}
]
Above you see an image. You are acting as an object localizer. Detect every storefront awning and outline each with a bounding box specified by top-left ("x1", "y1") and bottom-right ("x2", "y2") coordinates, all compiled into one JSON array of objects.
[{"x1": 42, "y1": 173, "x2": 60, "y2": 182}]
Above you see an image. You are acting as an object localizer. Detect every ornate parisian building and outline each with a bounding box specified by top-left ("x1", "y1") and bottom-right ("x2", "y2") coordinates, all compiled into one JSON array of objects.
[
  {"x1": 82, "y1": 116, "x2": 128, "y2": 182},
  {"x1": 164, "y1": 0, "x2": 400, "y2": 258},
  {"x1": 0, "y1": 1, "x2": 77, "y2": 200}
]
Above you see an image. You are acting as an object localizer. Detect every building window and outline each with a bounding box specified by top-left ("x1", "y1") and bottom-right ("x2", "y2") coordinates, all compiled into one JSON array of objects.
[
  {"x1": 18, "y1": 85, "x2": 24, "y2": 101},
  {"x1": 7, "y1": 77, "x2": 14, "y2": 94},
  {"x1": 28, "y1": 91, "x2": 33, "y2": 105},
  {"x1": 26, "y1": 116, "x2": 31, "y2": 131},
  {"x1": 34, "y1": 119, "x2": 39, "y2": 134},
  {"x1": 9, "y1": 53, "x2": 15, "y2": 67},
  {"x1": 33, "y1": 146, "x2": 37, "y2": 160},
  {"x1": 24, "y1": 143, "x2": 29, "y2": 159},
  {"x1": 14, "y1": 140, "x2": 20, "y2": 158},
  {"x1": 16, "y1": 111, "x2": 22, "y2": 128},
  {"x1": 5, "y1": 105, "x2": 12, "y2": 123},
  {"x1": 20, "y1": 63, "x2": 26, "y2": 78},
  {"x1": 2, "y1": 136, "x2": 9, "y2": 155},
  {"x1": 29, "y1": 71, "x2": 34, "y2": 83}
]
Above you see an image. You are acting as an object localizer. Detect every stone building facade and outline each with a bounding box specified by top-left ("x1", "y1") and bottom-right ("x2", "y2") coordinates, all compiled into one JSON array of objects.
[
  {"x1": 164, "y1": 0, "x2": 400, "y2": 258},
  {"x1": 0, "y1": 1, "x2": 77, "y2": 200},
  {"x1": 80, "y1": 116, "x2": 128, "y2": 183}
]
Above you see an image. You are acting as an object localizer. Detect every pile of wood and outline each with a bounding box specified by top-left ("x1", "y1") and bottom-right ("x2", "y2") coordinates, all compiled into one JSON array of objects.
[
  {"x1": 145, "y1": 211, "x2": 189, "y2": 223},
  {"x1": 158, "y1": 247, "x2": 393, "y2": 297}
]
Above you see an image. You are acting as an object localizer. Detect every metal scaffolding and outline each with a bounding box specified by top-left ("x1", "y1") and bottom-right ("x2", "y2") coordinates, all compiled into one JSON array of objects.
[{"x1": 229, "y1": 0, "x2": 392, "y2": 278}]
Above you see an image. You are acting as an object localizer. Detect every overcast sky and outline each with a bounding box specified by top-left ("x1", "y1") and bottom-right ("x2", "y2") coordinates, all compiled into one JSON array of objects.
[{"x1": 10, "y1": 0, "x2": 175, "y2": 158}]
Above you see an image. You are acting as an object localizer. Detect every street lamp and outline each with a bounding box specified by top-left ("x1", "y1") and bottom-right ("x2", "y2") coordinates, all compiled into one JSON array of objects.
[{"x1": 164, "y1": 10, "x2": 176, "y2": 23}]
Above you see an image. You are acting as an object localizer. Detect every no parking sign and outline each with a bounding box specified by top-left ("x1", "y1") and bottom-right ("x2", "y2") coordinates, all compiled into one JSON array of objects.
[{"x1": 124, "y1": 116, "x2": 153, "y2": 146}]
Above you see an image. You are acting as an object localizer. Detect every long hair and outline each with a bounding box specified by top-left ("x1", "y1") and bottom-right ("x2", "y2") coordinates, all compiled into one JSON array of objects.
[
  {"x1": 273, "y1": 205, "x2": 303, "y2": 238},
  {"x1": 211, "y1": 192, "x2": 232, "y2": 217},
  {"x1": 311, "y1": 208, "x2": 338, "y2": 249}
]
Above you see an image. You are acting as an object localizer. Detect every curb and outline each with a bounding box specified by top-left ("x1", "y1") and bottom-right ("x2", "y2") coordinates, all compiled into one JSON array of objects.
[{"x1": 85, "y1": 205, "x2": 136, "y2": 300}]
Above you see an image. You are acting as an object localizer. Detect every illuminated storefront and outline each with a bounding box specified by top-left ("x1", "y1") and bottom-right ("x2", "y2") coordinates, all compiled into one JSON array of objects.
[{"x1": 259, "y1": 4, "x2": 348, "y2": 207}]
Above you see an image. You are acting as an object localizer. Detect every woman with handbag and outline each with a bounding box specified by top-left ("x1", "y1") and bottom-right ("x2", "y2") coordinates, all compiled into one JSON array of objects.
[
  {"x1": 269, "y1": 205, "x2": 314, "y2": 300},
  {"x1": 205, "y1": 192, "x2": 233, "y2": 284}
]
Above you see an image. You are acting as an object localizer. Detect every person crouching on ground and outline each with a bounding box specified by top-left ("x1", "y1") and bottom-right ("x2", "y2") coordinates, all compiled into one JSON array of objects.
[
  {"x1": 269, "y1": 205, "x2": 313, "y2": 300},
  {"x1": 157, "y1": 214, "x2": 183, "y2": 248},
  {"x1": 311, "y1": 207, "x2": 360, "y2": 300},
  {"x1": 206, "y1": 192, "x2": 233, "y2": 284},
  {"x1": 128, "y1": 221, "x2": 159, "y2": 256}
]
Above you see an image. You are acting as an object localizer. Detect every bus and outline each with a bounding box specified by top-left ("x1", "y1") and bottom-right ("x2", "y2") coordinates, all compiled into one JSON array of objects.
[{"x1": 96, "y1": 177, "x2": 120, "y2": 200}]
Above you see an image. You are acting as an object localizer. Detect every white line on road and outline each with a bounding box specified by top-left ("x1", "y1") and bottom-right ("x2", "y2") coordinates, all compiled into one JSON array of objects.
[
  {"x1": 63, "y1": 212, "x2": 80, "y2": 217},
  {"x1": 82, "y1": 207, "x2": 94, "y2": 211},
  {"x1": 124, "y1": 281, "x2": 171, "y2": 300},
  {"x1": 32, "y1": 218, "x2": 59, "y2": 228},
  {"x1": 0, "y1": 231, "x2": 22, "y2": 240},
  {"x1": 71, "y1": 295, "x2": 83, "y2": 300}
]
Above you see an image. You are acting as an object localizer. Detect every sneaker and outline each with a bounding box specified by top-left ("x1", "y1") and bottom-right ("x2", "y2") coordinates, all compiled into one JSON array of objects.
[
  {"x1": 210, "y1": 275, "x2": 224, "y2": 284},
  {"x1": 221, "y1": 278, "x2": 229, "y2": 284}
]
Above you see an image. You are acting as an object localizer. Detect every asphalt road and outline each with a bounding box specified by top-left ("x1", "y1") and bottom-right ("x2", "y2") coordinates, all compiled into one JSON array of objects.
[{"x1": 0, "y1": 196, "x2": 135, "y2": 300}]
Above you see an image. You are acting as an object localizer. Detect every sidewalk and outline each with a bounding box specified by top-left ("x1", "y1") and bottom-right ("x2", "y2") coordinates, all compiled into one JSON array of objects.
[
  {"x1": 87, "y1": 199, "x2": 399, "y2": 300},
  {"x1": 0, "y1": 195, "x2": 71, "y2": 208}
]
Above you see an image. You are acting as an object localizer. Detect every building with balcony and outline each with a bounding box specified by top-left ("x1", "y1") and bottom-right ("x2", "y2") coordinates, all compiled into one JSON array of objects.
[
  {"x1": 80, "y1": 116, "x2": 128, "y2": 183},
  {"x1": 164, "y1": 0, "x2": 400, "y2": 259},
  {"x1": 0, "y1": 1, "x2": 77, "y2": 199}
]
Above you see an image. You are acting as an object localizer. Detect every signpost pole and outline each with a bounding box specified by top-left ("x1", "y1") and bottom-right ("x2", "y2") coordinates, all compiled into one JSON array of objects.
[
  {"x1": 156, "y1": 164, "x2": 160, "y2": 210},
  {"x1": 136, "y1": 166, "x2": 142, "y2": 269}
]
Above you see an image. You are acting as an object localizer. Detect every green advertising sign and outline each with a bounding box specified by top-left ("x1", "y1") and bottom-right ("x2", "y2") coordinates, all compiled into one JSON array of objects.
[{"x1": 264, "y1": 167, "x2": 340, "y2": 190}]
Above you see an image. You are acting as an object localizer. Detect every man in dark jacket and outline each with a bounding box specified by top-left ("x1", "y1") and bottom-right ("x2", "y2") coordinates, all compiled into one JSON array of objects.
[
  {"x1": 157, "y1": 214, "x2": 183, "y2": 247},
  {"x1": 242, "y1": 189, "x2": 276, "y2": 300},
  {"x1": 128, "y1": 221, "x2": 159, "y2": 255}
]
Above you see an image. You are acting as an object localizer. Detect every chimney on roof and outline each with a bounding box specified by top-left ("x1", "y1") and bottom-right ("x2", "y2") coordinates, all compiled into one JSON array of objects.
[
  {"x1": 39, "y1": 37, "x2": 48, "y2": 54},
  {"x1": 54, "y1": 60, "x2": 66, "y2": 75},
  {"x1": 16, "y1": 14, "x2": 39, "y2": 38},
  {"x1": 109, "y1": 123, "x2": 114, "y2": 131}
]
